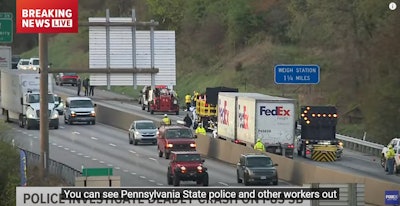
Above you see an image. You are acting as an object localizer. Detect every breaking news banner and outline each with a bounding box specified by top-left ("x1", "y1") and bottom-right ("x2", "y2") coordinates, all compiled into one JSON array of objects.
[
  {"x1": 16, "y1": 187, "x2": 339, "y2": 206},
  {"x1": 16, "y1": 0, "x2": 79, "y2": 33}
]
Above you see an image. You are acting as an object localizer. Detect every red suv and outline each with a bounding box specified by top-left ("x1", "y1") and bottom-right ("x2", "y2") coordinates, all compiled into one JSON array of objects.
[
  {"x1": 157, "y1": 125, "x2": 197, "y2": 159},
  {"x1": 167, "y1": 151, "x2": 209, "y2": 186}
]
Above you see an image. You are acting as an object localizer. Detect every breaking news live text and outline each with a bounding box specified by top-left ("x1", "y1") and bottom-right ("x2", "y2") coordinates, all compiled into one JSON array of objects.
[{"x1": 17, "y1": 187, "x2": 339, "y2": 206}]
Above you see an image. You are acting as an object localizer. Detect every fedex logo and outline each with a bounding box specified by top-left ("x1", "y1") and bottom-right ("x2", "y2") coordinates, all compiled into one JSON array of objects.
[{"x1": 260, "y1": 106, "x2": 290, "y2": 116}]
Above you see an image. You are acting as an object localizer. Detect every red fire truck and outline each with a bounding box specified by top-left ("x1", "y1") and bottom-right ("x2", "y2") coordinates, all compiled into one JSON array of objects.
[{"x1": 139, "y1": 85, "x2": 180, "y2": 115}]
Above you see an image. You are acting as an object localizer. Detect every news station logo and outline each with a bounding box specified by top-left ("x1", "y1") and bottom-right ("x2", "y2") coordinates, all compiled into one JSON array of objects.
[
  {"x1": 385, "y1": 190, "x2": 399, "y2": 205},
  {"x1": 16, "y1": 0, "x2": 78, "y2": 33}
]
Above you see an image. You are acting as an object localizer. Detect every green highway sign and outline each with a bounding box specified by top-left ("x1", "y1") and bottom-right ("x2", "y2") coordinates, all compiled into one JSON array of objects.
[
  {"x1": 0, "y1": 12, "x2": 13, "y2": 43},
  {"x1": 82, "y1": 167, "x2": 113, "y2": 176}
]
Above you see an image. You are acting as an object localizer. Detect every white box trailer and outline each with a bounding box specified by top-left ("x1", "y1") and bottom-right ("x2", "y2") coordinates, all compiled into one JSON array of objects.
[
  {"x1": 217, "y1": 92, "x2": 262, "y2": 142},
  {"x1": 1, "y1": 69, "x2": 59, "y2": 129},
  {"x1": 218, "y1": 92, "x2": 296, "y2": 158}
]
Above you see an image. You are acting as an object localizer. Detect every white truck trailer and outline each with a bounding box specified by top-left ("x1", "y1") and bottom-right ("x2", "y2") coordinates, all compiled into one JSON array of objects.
[
  {"x1": 217, "y1": 92, "x2": 296, "y2": 158},
  {"x1": 1, "y1": 69, "x2": 59, "y2": 129}
]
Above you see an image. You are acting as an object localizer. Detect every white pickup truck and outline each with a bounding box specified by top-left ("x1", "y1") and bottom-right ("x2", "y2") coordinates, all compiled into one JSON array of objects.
[{"x1": 381, "y1": 138, "x2": 400, "y2": 173}]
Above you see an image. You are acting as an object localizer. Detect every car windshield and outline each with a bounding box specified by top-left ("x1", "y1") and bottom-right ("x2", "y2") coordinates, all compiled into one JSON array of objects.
[
  {"x1": 32, "y1": 60, "x2": 39, "y2": 65},
  {"x1": 175, "y1": 154, "x2": 201, "y2": 162},
  {"x1": 28, "y1": 94, "x2": 55, "y2": 103},
  {"x1": 21, "y1": 61, "x2": 29, "y2": 65},
  {"x1": 70, "y1": 100, "x2": 93, "y2": 108},
  {"x1": 136, "y1": 122, "x2": 156, "y2": 130},
  {"x1": 246, "y1": 157, "x2": 273, "y2": 167},
  {"x1": 165, "y1": 129, "x2": 193, "y2": 139}
]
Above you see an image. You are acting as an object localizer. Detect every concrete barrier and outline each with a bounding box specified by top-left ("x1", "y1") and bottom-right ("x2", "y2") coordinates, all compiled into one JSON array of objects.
[{"x1": 83, "y1": 101, "x2": 400, "y2": 206}]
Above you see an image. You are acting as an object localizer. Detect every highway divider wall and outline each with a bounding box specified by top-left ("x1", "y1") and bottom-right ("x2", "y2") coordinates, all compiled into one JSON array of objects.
[{"x1": 85, "y1": 102, "x2": 399, "y2": 206}]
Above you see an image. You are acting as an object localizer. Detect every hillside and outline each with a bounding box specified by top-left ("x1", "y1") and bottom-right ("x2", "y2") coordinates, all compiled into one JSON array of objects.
[{"x1": 4, "y1": 0, "x2": 399, "y2": 144}]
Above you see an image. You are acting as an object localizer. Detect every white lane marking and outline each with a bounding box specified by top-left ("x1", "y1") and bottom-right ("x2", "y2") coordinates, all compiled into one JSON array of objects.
[
  {"x1": 91, "y1": 137, "x2": 98, "y2": 140},
  {"x1": 77, "y1": 153, "x2": 83, "y2": 156},
  {"x1": 131, "y1": 172, "x2": 137, "y2": 175},
  {"x1": 139, "y1": 176, "x2": 146, "y2": 179},
  {"x1": 107, "y1": 164, "x2": 113, "y2": 167},
  {"x1": 17, "y1": 129, "x2": 22, "y2": 132},
  {"x1": 92, "y1": 158, "x2": 97, "y2": 161},
  {"x1": 59, "y1": 126, "x2": 65, "y2": 129},
  {"x1": 33, "y1": 136, "x2": 38, "y2": 139},
  {"x1": 129, "y1": 150, "x2": 136, "y2": 154},
  {"x1": 109, "y1": 143, "x2": 116, "y2": 147},
  {"x1": 99, "y1": 161, "x2": 105, "y2": 164},
  {"x1": 115, "y1": 167, "x2": 120, "y2": 170},
  {"x1": 58, "y1": 145, "x2": 63, "y2": 148},
  {"x1": 135, "y1": 154, "x2": 140, "y2": 157},
  {"x1": 84, "y1": 155, "x2": 90, "y2": 158},
  {"x1": 72, "y1": 131, "x2": 80, "y2": 135},
  {"x1": 123, "y1": 170, "x2": 129, "y2": 173},
  {"x1": 149, "y1": 157, "x2": 158, "y2": 162},
  {"x1": 156, "y1": 183, "x2": 163, "y2": 186},
  {"x1": 71, "y1": 150, "x2": 76, "y2": 153},
  {"x1": 218, "y1": 182, "x2": 229, "y2": 186},
  {"x1": 148, "y1": 180, "x2": 155, "y2": 183},
  {"x1": 64, "y1": 147, "x2": 70, "y2": 151},
  {"x1": 12, "y1": 139, "x2": 15, "y2": 147},
  {"x1": 52, "y1": 142, "x2": 57, "y2": 146},
  {"x1": 28, "y1": 134, "x2": 33, "y2": 137},
  {"x1": 22, "y1": 131, "x2": 28, "y2": 135}
]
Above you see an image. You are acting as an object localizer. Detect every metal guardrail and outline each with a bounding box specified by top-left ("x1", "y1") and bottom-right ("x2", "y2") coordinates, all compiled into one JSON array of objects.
[
  {"x1": 297, "y1": 125, "x2": 384, "y2": 157},
  {"x1": 21, "y1": 148, "x2": 82, "y2": 185}
]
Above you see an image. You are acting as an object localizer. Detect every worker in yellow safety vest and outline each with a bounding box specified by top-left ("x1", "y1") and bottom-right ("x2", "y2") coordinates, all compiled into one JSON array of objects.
[
  {"x1": 162, "y1": 114, "x2": 172, "y2": 125},
  {"x1": 254, "y1": 138, "x2": 265, "y2": 152},
  {"x1": 185, "y1": 94, "x2": 191, "y2": 111},
  {"x1": 195, "y1": 123, "x2": 206, "y2": 135},
  {"x1": 386, "y1": 144, "x2": 396, "y2": 175}
]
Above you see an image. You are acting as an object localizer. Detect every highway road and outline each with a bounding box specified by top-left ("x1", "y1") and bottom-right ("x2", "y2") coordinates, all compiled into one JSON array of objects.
[
  {"x1": 1, "y1": 113, "x2": 292, "y2": 187},
  {"x1": 53, "y1": 85, "x2": 400, "y2": 184}
]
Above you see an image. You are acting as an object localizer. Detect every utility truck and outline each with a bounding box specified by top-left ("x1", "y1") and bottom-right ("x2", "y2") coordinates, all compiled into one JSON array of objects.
[
  {"x1": 217, "y1": 92, "x2": 296, "y2": 158},
  {"x1": 297, "y1": 106, "x2": 343, "y2": 161},
  {"x1": 1, "y1": 69, "x2": 59, "y2": 129},
  {"x1": 139, "y1": 85, "x2": 179, "y2": 115}
]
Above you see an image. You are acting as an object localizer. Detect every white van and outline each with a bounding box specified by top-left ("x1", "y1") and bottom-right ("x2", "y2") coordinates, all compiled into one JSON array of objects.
[{"x1": 28, "y1": 58, "x2": 40, "y2": 71}]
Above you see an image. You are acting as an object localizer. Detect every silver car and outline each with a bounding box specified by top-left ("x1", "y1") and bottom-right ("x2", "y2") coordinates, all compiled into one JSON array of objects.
[{"x1": 128, "y1": 120, "x2": 157, "y2": 145}]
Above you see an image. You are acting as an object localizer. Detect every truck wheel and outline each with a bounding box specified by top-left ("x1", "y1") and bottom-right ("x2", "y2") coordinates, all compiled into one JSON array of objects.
[
  {"x1": 60, "y1": 83, "x2": 63, "y2": 86},
  {"x1": 150, "y1": 110, "x2": 154, "y2": 115},
  {"x1": 176, "y1": 111, "x2": 179, "y2": 115},
  {"x1": 167, "y1": 169, "x2": 173, "y2": 185},
  {"x1": 173, "y1": 175, "x2": 180, "y2": 186},
  {"x1": 25, "y1": 120, "x2": 31, "y2": 130},
  {"x1": 91, "y1": 120, "x2": 96, "y2": 125},
  {"x1": 129, "y1": 134, "x2": 133, "y2": 144},
  {"x1": 165, "y1": 152, "x2": 170, "y2": 159},
  {"x1": 244, "y1": 174, "x2": 250, "y2": 186},
  {"x1": 297, "y1": 149, "x2": 302, "y2": 156},
  {"x1": 19, "y1": 114, "x2": 25, "y2": 128},
  {"x1": 54, "y1": 123, "x2": 59, "y2": 129},
  {"x1": 202, "y1": 173, "x2": 209, "y2": 186},
  {"x1": 158, "y1": 148, "x2": 163, "y2": 157},
  {"x1": 141, "y1": 104, "x2": 145, "y2": 110},
  {"x1": 237, "y1": 170, "x2": 242, "y2": 183}
]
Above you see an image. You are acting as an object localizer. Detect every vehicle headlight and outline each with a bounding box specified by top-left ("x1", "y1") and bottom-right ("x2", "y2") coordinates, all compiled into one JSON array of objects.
[
  {"x1": 246, "y1": 169, "x2": 253, "y2": 175},
  {"x1": 71, "y1": 111, "x2": 76, "y2": 117},
  {"x1": 51, "y1": 111, "x2": 59, "y2": 119},
  {"x1": 190, "y1": 143, "x2": 196, "y2": 148},
  {"x1": 135, "y1": 131, "x2": 140, "y2": 136},
  {"x1": 180, "y1": 166, "x2": 186, "y2": 173},
  {"x1": 27, "y1": 113, "x2": 35, "y2": 118},
  {"x1": 173, "y1": 100, "x2": 178, "y2": 104},
  {"x1": 166, "y1": 143, "x2": 173, "y2": 148},
  {"x1": 197, "y1": 165, "x2": 203, "y2": 172},
  {"x1": 90, "y1": 111, "x2": 96, "y2": 117}
]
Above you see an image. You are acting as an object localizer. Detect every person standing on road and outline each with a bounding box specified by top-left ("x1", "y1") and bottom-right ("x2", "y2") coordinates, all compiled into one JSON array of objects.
[
  {"x1": 82, "y1": 78, "x2": 89, "y2": 96},
  {"x1": 185, "y1": 94, "x2": 191, "y2": 111},
  {"x1": 254, "y1": 138, "x2": 266, "y2": 152},
  {"x1": 77, "y1": 78, "x2": 82, "y2": 96},
  {"x1": 386, "y1": 145, "x2": 396, "y2": 175},
  {"x1": 89, "y1": 78, "x2": 94, "y2": 96},
  {"x1": 162, "y1": 114, "x2": 172, "y2": 125},
  {"x1": 183, "y1": 113, "x2": 192, "y2": 128}
]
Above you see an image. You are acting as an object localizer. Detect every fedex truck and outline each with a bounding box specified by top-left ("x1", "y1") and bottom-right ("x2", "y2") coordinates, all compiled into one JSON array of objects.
[
  {"x1": 217, "y1": 92, "x2": 296, "y2": 158},
  {"x1": 1, "y1": 69, "x2": 59, "y2": 129}
]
